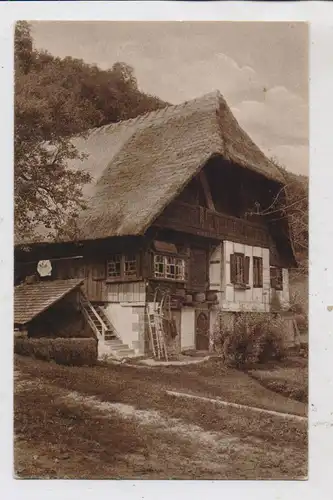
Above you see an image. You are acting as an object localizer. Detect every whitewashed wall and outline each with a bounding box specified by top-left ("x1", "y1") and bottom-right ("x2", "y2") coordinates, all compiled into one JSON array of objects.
[
  {"x1": 209, "y1": 244, "x2": 223, "y2": 292},
  {"x1": 209, "y1": 244, "x2": 224, "y2": 306},
  {"x1": 274, "y1": 268, "x2": 290, "y2": 308},
  {"x1": 104, "y1": 303, "x2": 144, "y2": 354},
  {"x1": 217, "y1": 240, "x2": 290, "y2": 312},
  {"x1": 180, "y1": 308, "x2": 195, "y2": 350}
]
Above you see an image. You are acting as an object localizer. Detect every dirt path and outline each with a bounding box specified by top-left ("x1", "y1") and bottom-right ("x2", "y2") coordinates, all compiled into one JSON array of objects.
[{"x1": 14, "y1": 366, "x2": 307, "y2": 479}]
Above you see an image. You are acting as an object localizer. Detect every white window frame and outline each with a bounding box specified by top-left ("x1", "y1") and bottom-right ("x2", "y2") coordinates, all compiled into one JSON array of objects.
[
  {"x1": 153, "y1": 254, "x2": 186, "y2": 281},
  {"x1": 106, "y1": 254, "x2": 138, "y2": 281}
]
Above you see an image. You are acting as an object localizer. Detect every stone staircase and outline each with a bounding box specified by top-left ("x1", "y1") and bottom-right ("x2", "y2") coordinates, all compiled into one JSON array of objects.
[{"x1": 79, "y1": 294, "x2": 136, "y2": 359}]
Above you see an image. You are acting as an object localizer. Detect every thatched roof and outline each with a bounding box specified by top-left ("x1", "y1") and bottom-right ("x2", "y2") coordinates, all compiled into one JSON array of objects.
[{"x1": 19, "y1": 90, "x2": 286, "y2": 244}]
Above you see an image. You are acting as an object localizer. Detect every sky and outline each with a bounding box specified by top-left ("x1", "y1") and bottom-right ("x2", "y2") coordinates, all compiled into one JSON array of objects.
[{"x1": 30, "y1": 21, "x2": 309, "y2": 176}]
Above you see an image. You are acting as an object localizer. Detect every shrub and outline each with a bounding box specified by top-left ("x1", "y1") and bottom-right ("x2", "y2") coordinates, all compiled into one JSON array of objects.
[
  {"x1": 289, "y1": 291, "x2": 308, "y2": 335},
  {"x1": 14, "y1": 337, "x2": 98, "y2": 366},
  {"x1": 216, "y1": 312, "x2": 286, "y2": 369}
]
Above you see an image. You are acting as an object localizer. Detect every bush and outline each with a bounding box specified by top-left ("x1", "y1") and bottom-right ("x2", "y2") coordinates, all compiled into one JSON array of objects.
[
  {"x1": 289, "y1": 291, "x2": 308, "y2": 335},
  {"x1": 216, "y1": 312, "x2": 286, "y2": 369},
  {"x1": 14, "y1": 337, "x2": 98, "y2": 366}
]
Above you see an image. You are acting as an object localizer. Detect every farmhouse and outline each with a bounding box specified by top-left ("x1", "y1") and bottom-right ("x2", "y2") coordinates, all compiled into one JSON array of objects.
[{"x1": 14, "y1": 91, "x2": 297, "y2": 360}]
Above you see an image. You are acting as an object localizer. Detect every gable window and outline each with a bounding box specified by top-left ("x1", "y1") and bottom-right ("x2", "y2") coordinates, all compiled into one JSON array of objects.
[
  {"x1": 230, "y1": 253, "x2": 250, "y2": 288},
  {"x1": 253, "y1": 257, "x2": 263, "y2": 288},
  {"x1": 153, "y1": 254, "x2": 186, "y2": 281},
  {"x1": 107, "y1": 254, "x2": 138, "y2": 281},
  {"x1": 270, "y1": 267, "x2": 283, "y2": 291}
]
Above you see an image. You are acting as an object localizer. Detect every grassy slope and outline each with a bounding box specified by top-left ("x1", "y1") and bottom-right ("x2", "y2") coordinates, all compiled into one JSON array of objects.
[
  {"x1": 14, "y1": 355, "x2": 307, "y2": 479},
  {"x1": 16, "y1": 355, "x2": 307, "y2": 416},
  {"x1": 249, "y1": 358, "x2": 308, "y2": 403}
]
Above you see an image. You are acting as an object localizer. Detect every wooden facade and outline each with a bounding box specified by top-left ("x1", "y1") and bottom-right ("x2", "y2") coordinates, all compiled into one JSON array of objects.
[
  {"x1": 15, "y1": 158, "x2": 294, "y2": 356},
  {"x1": 155, "y1": 200, "x2": 270, "y2": 248}
]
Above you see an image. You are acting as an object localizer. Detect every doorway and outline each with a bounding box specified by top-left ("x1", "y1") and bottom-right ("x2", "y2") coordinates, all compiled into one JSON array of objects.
[{"x1": 195, "y1": 309, "x2": 210, "y2": 350}]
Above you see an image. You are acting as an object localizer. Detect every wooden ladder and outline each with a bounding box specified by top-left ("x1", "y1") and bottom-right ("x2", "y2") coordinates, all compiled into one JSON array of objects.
[{"x1": 147, "y1": 288, "x2": 170, "y2": 361}]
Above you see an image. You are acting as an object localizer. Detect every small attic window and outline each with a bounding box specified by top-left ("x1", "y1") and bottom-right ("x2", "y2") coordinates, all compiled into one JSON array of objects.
[{"x1": 153, "y1": 240, "x2": 177, "y2": 254}]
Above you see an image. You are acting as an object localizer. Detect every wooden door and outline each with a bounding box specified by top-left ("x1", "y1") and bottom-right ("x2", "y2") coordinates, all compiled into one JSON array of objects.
[{"x1": 195, "y1": 309, "x2": 210, "y2": 350}]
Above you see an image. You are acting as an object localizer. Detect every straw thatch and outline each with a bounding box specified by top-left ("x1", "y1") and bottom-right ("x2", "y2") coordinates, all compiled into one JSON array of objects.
[{"x1": 19, "y1": 90, "x2": 286, "y2": 244}]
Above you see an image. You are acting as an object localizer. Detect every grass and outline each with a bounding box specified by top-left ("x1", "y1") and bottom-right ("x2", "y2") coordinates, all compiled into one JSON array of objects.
[
  {"x1": 15, "y1": 384, "x2": 147, "y2": 479},
  {"x1": 249, "y1": 357, "x2": 308, "y2": 403},
  {"x1": 16, "y1": 354, "x2": 307, "y2": 416},
  {"x1": 14, "y1": 355, "x2": 308, "y2": 479}
]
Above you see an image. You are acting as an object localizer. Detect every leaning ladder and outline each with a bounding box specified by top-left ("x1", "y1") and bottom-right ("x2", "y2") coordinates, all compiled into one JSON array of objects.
[{"x1": 147, "y1": 288, "x2": 170, "y2": 361}]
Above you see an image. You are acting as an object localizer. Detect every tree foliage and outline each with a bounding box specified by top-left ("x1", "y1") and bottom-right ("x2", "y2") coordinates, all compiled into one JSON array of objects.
[
  {"x1": 14, "y1": 21, "x2": 168, "y2": 242},
  {"x1": 254, "y1": 158, "x2": 308, "y2": 269}
]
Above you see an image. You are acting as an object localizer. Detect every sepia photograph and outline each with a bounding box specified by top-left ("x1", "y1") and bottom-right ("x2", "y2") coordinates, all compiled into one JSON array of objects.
[{"x1": 13, "y1": 21, "x2": 308, "y2": 480}]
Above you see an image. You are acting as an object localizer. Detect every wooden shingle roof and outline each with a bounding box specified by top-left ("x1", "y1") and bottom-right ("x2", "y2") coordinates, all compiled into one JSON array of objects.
[{"x1": 14, "y1": 279, "x2": 83, "y2": 326}]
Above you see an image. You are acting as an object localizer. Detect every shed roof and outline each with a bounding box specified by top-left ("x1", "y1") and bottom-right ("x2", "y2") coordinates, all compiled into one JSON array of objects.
[{"x1": 14, "y1": 278, "x2": 84, "y2": 325}]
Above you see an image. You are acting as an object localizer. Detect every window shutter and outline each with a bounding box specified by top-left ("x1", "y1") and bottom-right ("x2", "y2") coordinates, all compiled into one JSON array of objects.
[
  {"x1": 230, "y1": 254, "x2": 236, "y2": 284},
  {"x1": 259, "y1": 258, "x2": 263, "y2": 287},
  {"x1": 276, "y1": 268, "x2": 283, "y2": 291},
  {"x1": 270, "y1": 267, "x2": 277, "y2": 289},
  {"x1": 254, "y1": 257, "x2": 263, "y2": 288},
  {"x1": 244, "y1": 256, "x2": 250, "y2": 284}
]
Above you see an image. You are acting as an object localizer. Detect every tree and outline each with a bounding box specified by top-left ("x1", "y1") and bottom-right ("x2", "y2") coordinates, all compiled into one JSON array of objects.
[
  {"x1": 14, "y1": 23, "x2": 92, "y2": 242},
  {"x1": 247, "y1": 158, "x2": 308, "y2": 273},
  {"x1": 14, "y1": 23, "x2": 169, "y2": 243},
  {"x1": 14, "y1": 21, "x2": 33, "y2": 75},
  {"x1": 112, "y1": 62, "x2": 137, "y2": 90}
]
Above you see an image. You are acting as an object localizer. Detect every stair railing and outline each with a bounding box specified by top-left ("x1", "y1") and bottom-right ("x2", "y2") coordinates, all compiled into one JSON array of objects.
[
  {"x1": 80, "y1": 301, "x2": 101, "y2": 339},
  {"x1": 79, "y1": 293, "x2": 108, "y2": 341}
]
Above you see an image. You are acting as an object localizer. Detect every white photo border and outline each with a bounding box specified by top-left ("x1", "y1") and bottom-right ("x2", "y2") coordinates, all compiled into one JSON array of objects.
[{"x1": 1, "y1": 2, "x2": 332, "y2": 499}]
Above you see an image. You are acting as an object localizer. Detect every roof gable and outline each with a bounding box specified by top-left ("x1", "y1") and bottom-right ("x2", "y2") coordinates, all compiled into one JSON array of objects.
[
  {"x1": 72, "y1": 91, "x2": 284, "y2": 241},
  {"x1": 17, "y1": 90, "x2": 286, "y2": 244}
]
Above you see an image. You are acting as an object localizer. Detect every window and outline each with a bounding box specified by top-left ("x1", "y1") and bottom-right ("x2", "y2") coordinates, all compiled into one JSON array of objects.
[
  {"x1": 106, "y1": 254, "x2": 138, "y2": 281},
  {"x1": 153, "y1": 254, "x2": 186, "y2": 281},
  {"x1": 270, "y1": 267, "x2": 283, "y2": 290},
  {"x1": 107, "y1": 255, "x2": 121, "y2": 279},
  {"x1": 230, "y1": 253, "x2": 250, "y2": 287},
  {"x1": 253, "y1": 257, "x2": 263, "y2": 288},
  {"x1": 124, "y1": 254, "x2": 137, "y2": 278},
  {"x1": 154, "y1": 255, "x2": 165, "y2": 278}
]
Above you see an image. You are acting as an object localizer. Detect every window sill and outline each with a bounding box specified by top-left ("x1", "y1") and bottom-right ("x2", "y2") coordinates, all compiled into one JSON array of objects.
[
  {"x1": 233, "y1": 284, "x2": 251, "y2": 290},
  {"x1": 150, "y1": 277, "x2": 186, "y2": 284},
  {"x1": 106, "y1": 277, "x2": 142, "y2": 284}
]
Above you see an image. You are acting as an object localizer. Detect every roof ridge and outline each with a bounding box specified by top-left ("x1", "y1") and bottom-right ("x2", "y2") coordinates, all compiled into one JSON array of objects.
[{"x1": 79, "y1": 90, "x2": 222, "y2": 138}]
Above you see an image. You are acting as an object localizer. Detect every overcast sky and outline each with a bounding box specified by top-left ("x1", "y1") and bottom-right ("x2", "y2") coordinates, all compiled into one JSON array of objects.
[{"x1": 30, "y1": 21, "x2": 308, "y2": 176}]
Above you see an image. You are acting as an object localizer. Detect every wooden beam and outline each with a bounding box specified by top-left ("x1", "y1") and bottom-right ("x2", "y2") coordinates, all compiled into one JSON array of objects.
[{"x1": 198, "y1": 170, "x2": 215, "y2": 211}]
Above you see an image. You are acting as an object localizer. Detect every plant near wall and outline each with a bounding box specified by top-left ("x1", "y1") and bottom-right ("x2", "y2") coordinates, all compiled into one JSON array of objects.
[
  {"x1": 289, "y1": 291, "x2": 308, "y2": 335},
  {"x1": 213, "y1": 310, "x2": 286, "y2": 369},
  {"x1": 270, "y1": 289, "x2": 283, "y2": 312},
  {"x1": 14, "y1": 337, "x2": 98, "y2": 366}
]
